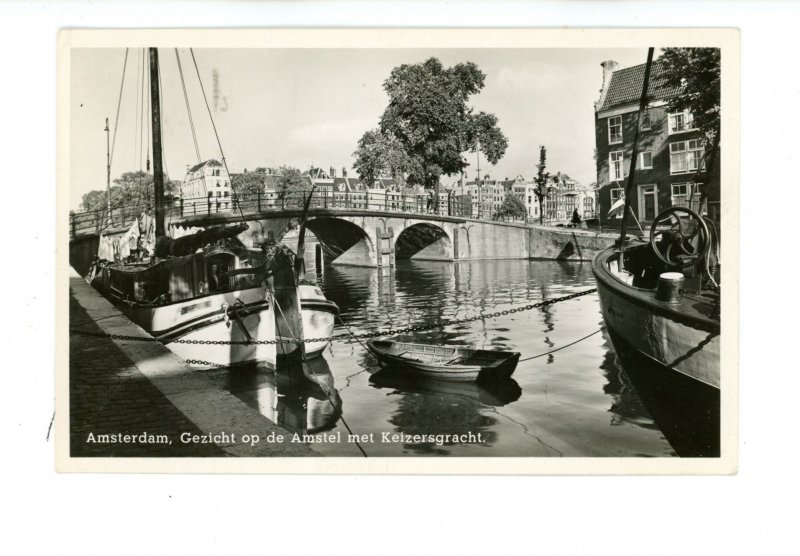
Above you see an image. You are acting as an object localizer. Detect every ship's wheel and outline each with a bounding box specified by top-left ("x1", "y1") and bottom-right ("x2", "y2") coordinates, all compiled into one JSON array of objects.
[{"x1": 649, "y1": 207, "x2": 710, "y2": 267}]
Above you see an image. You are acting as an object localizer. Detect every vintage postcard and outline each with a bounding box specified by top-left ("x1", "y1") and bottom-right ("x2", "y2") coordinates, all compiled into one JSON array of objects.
[{"x1": 56, "y1": 28, "x2": 739, "y2": 474}]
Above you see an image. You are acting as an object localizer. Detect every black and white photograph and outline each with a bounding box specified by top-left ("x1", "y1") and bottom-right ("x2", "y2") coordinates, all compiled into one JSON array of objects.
[{"x1": 57, "y1": 29, "x2": 737, "y2": 472}]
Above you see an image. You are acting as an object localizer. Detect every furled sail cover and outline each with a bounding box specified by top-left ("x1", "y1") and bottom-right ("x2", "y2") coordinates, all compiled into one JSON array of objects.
[{"x1": 155, "y1": 222, "x2": 249, "y2": 257}]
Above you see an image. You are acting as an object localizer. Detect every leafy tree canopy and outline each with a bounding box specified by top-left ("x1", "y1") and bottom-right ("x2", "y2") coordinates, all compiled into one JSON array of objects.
[
  {"x1": 80, "y1": 171, "x2": 179, "y2": 213},
  {"x1": 659, "y1": 47, "x2": 721, "y2": 144},
  {"x1": 275, "y1": 165, "x2": 309, "y2": 204},
  {"x1": 231, "y1": 170, "x2": 266, "y2": 198},
  {"x1": 355, "y1": 57, "x2": 508, "y2": 194},
  {"x1": 353, "y1": 129, "x2": 420, "y2": 187},
  {"x1": 496, "y1": 194, "x2": 527, "y2": 220}
]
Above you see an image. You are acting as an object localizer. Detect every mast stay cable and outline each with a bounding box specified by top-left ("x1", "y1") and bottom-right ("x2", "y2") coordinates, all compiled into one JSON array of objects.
[
  {"x1": 188, "y1": 48, "x2": 247, "y2": 224},
  {"x1": 175, "y1": 48, "x2": 202, "y2": 165},
  {"x1": 109, "y1": 48, "x2": 129, "y2": 170}
]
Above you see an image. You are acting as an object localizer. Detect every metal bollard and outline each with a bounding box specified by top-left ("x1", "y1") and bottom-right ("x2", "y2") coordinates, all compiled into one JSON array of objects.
[{"x1": 656, "y1": 272, "x2": 684, "y2": 303}]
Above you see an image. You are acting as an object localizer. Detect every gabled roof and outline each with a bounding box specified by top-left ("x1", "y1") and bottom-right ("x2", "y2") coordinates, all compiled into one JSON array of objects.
[
  {"x1": 599, "y1": 59, "x2": 682, "y2": 112},
  {"x1": 187, "y1": 159, "x2": 223, "y2": 173}
]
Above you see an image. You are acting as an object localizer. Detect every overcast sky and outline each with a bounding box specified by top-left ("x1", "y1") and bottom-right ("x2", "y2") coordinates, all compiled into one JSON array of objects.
[{"x1": 70, "y1": 47, "x2": 652, "y2": 209}]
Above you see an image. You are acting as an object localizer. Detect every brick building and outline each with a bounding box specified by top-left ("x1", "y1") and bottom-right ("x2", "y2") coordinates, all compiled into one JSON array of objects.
[{"x1": 594, "y1": 58, "x2": 713, "y2": 226}]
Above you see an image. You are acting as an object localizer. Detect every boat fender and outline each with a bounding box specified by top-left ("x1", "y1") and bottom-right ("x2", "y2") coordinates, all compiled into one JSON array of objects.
[{"x1": 656, "y1": 272, "x2": 684, "y2": 303}]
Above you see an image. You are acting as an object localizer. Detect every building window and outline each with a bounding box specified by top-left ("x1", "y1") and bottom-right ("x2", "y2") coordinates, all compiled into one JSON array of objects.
[
  {"x1": 224, "y1": 191, "x2": 230, "y2": 197},
  {"x1": 609, "y1": 151, "x2": 624, "y2": 181},
  {"x1": 216, "y1": 191, "x2": 221, "y2": 197},
  {"x1": 670, "y1": 139, "x2": 704, "y2": 174},
  {"x1": 216, "y1": 181, "x2": 220, "y2": 187},
  {"x1": 668, "y1": 111, "x2": 694, "y2": 134},
  {"x1": 640, "y1": 151, "x2": 653, "y2": 169},
  {"x1": 641, "y1": 110, "x2": 651, "y2": 130},
  {"x1": 608, "y1": 116, "x2": 622, "y2": 144},
  {"x1": 671, "y1": 182, "x2": 701, "y2": 208}
]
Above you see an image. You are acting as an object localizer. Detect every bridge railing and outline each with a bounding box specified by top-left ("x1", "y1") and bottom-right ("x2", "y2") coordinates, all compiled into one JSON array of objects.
[{"x1": 69, "y1": 189, "x2": 480, "y2": 238}]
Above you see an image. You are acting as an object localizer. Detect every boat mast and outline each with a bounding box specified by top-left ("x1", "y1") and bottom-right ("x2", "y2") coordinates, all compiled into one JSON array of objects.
[
  {"x1": 618, "y1": 47, "x2": 654, "y2": 261},
  {"x1": 104, "y1": 117, "x2": 112, "y2": 227},
  {"x1": 148, "y1": 47, "x2": 166, "y2": 238}
]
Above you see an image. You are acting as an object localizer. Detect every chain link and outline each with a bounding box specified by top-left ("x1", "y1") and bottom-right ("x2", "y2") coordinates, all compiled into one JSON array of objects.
[
  {"x1": 71, "y1": 288, "x2": 597, "y2": 345},
  {"x1": 183, "y1": 359, "x2": 228, "y2": 368}
]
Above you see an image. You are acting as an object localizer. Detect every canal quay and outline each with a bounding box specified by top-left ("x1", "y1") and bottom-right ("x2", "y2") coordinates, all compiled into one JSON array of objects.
[{"x1": 69, "y1": 234, "x2": 717, "y2": 459}]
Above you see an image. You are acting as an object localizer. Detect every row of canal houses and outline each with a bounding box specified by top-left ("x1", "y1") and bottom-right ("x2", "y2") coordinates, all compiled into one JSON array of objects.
[{"x1": 182, "y1": 161, "x2": 597, "y2": 223}]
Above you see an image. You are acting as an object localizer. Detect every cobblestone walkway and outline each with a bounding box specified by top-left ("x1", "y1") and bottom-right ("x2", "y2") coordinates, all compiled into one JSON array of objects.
[{"x1": 69, "y1": 295, "x2": 226, "y2": 457}]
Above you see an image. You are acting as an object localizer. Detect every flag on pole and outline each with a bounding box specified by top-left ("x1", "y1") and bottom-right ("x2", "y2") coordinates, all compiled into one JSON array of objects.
[{"x1": 607, "y1": 195, "x2": 626, "y2": 218}]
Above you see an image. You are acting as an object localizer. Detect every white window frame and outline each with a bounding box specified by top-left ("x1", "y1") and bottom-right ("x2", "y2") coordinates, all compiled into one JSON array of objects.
[
  {"x1": 608, "y1": 116, "x2": 623, "y2": 144},
  {"x1": 609, "y1": 150, "x2": 624, "y2": 181},
  {"x1": 670, "y1": 140, "x2": 705, "y2": 175},
  {"x1": 671, "y1": 182, "x2": 702, "y2": 209},
  {"x1": 639, "y1": 151, "x2": 653, "y2": 170},
  {"x1": 668, "y1": 111, "x2": 695, "y2": 134}
]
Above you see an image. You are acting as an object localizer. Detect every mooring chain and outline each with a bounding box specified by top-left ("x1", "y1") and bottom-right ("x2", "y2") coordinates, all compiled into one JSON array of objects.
[{"x1": 71, "y1": 288, "x2": 597, "y2": 345}]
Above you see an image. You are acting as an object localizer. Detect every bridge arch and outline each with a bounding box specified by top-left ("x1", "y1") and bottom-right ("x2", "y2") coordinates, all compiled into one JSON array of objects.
[
  {"x1": 305, "y1": 217, "x2": 375, "y2": 267},
  {"x1": 395, "y1": 222, "x2": 453, "y2": 262}
]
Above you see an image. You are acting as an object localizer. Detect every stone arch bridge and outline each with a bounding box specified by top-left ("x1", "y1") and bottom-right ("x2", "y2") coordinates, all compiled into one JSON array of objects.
[{"x1": 175, "y1": 208, "x2": 532, "y2": 268}]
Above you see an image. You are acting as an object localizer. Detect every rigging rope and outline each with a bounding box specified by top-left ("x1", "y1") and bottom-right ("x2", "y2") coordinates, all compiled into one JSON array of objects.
[
  {"x1": 175, "y1": 48, "x2": 202, "y2": 164},
  {"x1": 109, "y1": 48, "x2": 128, "y2": 169},
  {"x1": 133, "y1": 48, "x2": 141, "y2": 173},
  {"x1": 517, "y1": 328, "x2": 603, "y2": 362},
  {"x1": 146, "y1": 53, "x2": 151, "y2": 174},
  {"x1": 188, "y1": 48, "x2": 247, "y2": 224},
  {"x1": 140, "y1": 48, "x2": 149, "y2": 205}
]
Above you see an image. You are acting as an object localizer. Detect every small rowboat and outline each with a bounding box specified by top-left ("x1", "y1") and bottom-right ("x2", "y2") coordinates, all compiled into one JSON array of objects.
[{"x1": 366, "y1": 340, "x2": 520, "y2": 382}]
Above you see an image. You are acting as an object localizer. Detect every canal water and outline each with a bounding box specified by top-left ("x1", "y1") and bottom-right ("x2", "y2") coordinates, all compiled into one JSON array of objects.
[{"x1": 206, "y1": 239, "x2": 717, "y2": 457}]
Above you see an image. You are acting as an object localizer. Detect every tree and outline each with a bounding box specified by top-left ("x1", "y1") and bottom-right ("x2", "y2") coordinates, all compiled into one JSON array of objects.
[
  {"x1": 659, "y1": 48, "x2": 720, "y2": 143},
  {"x1": 230, "y1": 169, "x2": 267, "y2": 199},
  {"x1": 275, "y1": 166, "x2": 308, "y2": 206},
  {"x1": 353, "y1": 129, "x2": 419, "y2": 187},
  {"x1": 533, "y1": 146, "x2": 550, "y2": 225},
  {"x1": 356, "y1": 57, "x2": 508, "y2": 210},
  {"x1": 496, "y1": 194, "x2": 527, "y2": 221},
  {"x1": 80, "y1": 171, "x2": 179, "y2": 213},
  {"x1": 659, "y1": 48, "x2": 721, "y2": 212}
]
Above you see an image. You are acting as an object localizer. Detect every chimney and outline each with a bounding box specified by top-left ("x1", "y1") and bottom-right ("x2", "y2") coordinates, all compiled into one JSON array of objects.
[
  {"x1": 342, "y1": 167, "x2": 348, "y2": 178},
  {"x1": 330, "y1": 166, "x2": 336, "y2": 178},
  {"x1": 595, "y1": 60, "x2": 620, "y2": 112}
]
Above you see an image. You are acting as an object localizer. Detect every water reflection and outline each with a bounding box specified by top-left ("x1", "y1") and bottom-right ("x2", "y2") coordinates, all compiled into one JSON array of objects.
[
  {"x1": 369, "y1": 369, "x2": 522, "y2": 407},
  {"x1": 369, "y1": 371, "x2": 502, "y2": 456},
  {"x1": 226, "y1": 246, "x2": 712, "y2": 458},
  {"x1": 607, "y1": 330, "x2": 720, "y2": 457},
  {"x1": 598, "y1": 332, "x2": 662, "y2": 433},
  {"x1": 218, "y1": 355, "x2": 342, "y2": 435}
]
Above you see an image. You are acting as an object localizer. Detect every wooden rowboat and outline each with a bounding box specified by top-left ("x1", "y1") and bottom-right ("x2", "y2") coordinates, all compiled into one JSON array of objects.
[{"x1": 366, "y1": 340, "x2": 520, "y2": 382}]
